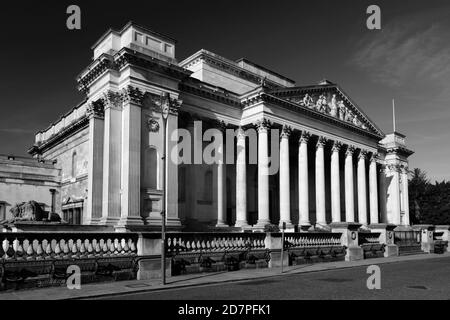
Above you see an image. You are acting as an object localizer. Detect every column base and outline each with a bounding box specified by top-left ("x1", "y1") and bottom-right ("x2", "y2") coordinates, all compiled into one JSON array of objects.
[
  {"x1": 216, "y1": 220, "x2": 230, "y2": 228},
  {"x1": 84, "y1": 217, "x2": 101, "y2": 225},
  {"x1": 234, "y1": 220, "x2": 250, "y2": 228},
  {"x1": 98, "y1": 217, "x2": 121, "y2": 226},
  {"x1": 254, "y1": 219, "x2": 271, "y2": 229},
  {"x1": 117, "y1": 216, "x2": 144, "y2": 227}
]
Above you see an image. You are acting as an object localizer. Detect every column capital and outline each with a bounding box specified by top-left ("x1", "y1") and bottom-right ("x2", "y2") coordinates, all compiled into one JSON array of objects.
[
  {"x1": 370, "y1": 152, "x2": 379, "y2": 163},
  {"x1": 121, "y1": 85, "x2": 145, "y2": 106},
  {"x1": 87, "y1": 100, "x2": 105, "y2": 119},
  {"x1": 255, "y1": 118, "x2": 271, "y2": 133},
  {"x1": 299, "y1": 131, "x2": 311, "y2": 144},
  {"x1": 345, "y1": 145, "x2": 356, "y2": 157},
  {"x1": 400, "y1": 164, "x2": 409, "y2": 174},
  {"x1": 358, "y1": 149, "x2": 369, "y2": 160},
  {"x1": 280, "y1": 125, "x2": 292, "y2": 138},
  {"x1": 236, "y1": 127, "x2": 247, "y2": 140},
  {"x1": 331, "y1": 141, "x2": 343, "y2": 153},
  {"x1": 316, "y1": 136, "x2": 327, "y2": 149},
  {"x1": 102, "y1": 90, "x2": 122, "y2": 110}
]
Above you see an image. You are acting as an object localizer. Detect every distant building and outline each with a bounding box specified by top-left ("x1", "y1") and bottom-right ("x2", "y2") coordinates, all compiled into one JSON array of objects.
[
  {"x1": 0, "y1": 155, "x2": 60, "y2": 222},
  {"x1": 26, "y1": 22, "x2": 413, "y2": 231}
]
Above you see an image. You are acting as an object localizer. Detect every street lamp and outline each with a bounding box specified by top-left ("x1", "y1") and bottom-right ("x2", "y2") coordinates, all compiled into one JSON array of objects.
[
  {"x1": 160, "y1": 92, "x2": 170, "y2": 285},
  {"x1": 148, "y1": 92, "x2": 170, "y2": 285}
]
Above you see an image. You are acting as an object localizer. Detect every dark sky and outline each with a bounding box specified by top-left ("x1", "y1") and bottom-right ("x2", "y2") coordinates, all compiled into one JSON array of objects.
[{"x1": 1, "y1": 0, "x2": 449, "y2": 181}]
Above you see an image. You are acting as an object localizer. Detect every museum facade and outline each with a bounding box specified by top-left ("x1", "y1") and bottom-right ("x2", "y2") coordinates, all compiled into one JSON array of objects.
[{"x1": 27, "y1": 22, "x2": 413, "y2": 231}]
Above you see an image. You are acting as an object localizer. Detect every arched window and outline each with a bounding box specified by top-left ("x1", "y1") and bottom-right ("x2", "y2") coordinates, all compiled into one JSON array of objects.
[
  {"x1": 143, "y1": 146, "x2": 158, "y2": 189},
  {"x1": 71, "y1": 151, "x2": 77, "y2": 178},
  {"x1": 203, "y1": 170, "x2": 213, "y2": 202}
]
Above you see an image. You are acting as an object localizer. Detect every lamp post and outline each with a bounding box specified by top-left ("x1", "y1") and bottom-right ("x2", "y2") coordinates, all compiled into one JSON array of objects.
[
  {"x1": 148, "y1": 92, "x2": 171, "y2": 285},
  {"x1": 160, "y1": 93, "x2": 170, "y2": 285}
]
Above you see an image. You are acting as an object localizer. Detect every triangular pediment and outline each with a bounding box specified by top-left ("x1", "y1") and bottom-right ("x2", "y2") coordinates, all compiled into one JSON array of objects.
[{"x1": 270, "y1": 83, "x2": 384, "y2": 137}]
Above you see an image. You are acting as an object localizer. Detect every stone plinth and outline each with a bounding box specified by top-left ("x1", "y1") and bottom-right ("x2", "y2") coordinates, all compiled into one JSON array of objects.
[
  {"x1": 368, "y1": 223, "x2": 398, "y2": 257},
  {"x1": 264, "y1": 233, "x2": 289, "y2": 268},
  {"x1": 330, "y1": 222, "x2": 363, "y2": 261},
  {"x1": 412, "y1": 224, "x2": 435, "y2": 253}
]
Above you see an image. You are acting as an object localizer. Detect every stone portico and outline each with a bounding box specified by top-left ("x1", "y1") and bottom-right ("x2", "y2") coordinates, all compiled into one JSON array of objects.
[{"x1": 28, "y1": 22, "x2": 414, "y2": 232}]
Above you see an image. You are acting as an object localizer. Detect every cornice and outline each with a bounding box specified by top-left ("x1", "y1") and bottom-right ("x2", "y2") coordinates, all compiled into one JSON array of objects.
[
  {"x1": 179, "y1": 81, "x2": 242, "y2": 107},
  {"x1": 28, "y1": 116, "x2": 89, "y2": 156}
]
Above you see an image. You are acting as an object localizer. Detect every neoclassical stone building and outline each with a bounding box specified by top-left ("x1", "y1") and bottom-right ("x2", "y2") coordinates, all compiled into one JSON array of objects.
[{"x1": 28, "y1": 22, "x2": 413, "y2": 231}]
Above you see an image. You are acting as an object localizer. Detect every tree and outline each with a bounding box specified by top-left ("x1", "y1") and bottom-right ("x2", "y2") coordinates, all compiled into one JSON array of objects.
[{"x1": 408, "y1": 168, "x2": 429, "y2": 224}]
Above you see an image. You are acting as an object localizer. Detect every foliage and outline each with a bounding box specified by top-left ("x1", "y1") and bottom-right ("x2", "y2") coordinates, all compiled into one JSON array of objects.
[{"x1": 409, "y1": 169, "x2": 450, "y2": 225}]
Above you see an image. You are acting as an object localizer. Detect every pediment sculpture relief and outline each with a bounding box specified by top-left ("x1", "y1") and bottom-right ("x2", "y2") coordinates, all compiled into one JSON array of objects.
[{"x1": 287, "y1": 93, "x2": 368, "y2": 130}]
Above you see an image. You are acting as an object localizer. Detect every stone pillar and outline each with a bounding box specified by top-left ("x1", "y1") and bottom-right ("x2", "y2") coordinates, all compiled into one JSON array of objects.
[
  {"x1": 368, "y1": 223, "x2": 398, "y2": 257},
  {"x1": 118, "y1": 86, "x2": 144, "y2": 227},
  {"x1": 331, "y1": 141, "x2": 342, "y2": 223},
  {"x1": 279, "y1": 125, "x2": 293, "y2": 229},
  {"x1": 315, "y1": 137, "x2": 327, "y2": 226},
  {"x1": 298, "y1": 131, "x2": 311, "y2": 230},
  {"x1": 86, "y1": 100, "x2": 104, "y2": 224},
  {"x1": 216, "y1": 127, "x2": 227, "y2": 227},
  {"x1": 256, "y1": 119, "x2": 271, "y2": 228},
  {"x1": 357, "y1": 150, "x2": 368, "y2": 226},
  {"x1": 369, "y1": 154, "x2": 379, "y2": 224},
  {"x1": 401, "y1": 165, "x2": 410, "y2": 226},
  {"x1": 387, "y1": 165, "x2": 402, "y2": 225},
  {"x1": 235, "y1": 127, "x2": 248, "y2": 228},
  {"x1": 412, "y1": 225, "x2": 435, "y2": 253},
  {"x1": 330, "y1": 222, "x2": 363, "y2": 261},
  {"x1": 345, "y1": 146, "x2": 355, "y2": 223},
  {"x1": 264, "y1": 233, "x2": 289, "y2": 268},
  {"x1": 101, "y1": 91, "x2": 122, "y2": 225}
]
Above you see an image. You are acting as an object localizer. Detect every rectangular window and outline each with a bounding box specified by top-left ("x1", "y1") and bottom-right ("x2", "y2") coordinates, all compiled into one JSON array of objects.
[{"x1": 0, "y1": 202, "x2": 6, "y2": 221}]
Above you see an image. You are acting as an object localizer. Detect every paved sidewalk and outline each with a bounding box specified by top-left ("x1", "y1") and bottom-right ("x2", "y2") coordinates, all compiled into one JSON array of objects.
[{"x1": 0, "y1": 252, "x2": 448, "y2": 300}]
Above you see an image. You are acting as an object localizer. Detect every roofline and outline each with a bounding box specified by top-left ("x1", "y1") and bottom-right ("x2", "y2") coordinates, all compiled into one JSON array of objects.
[
  {"x1": 91, "y1": 21, "x2": 178, "y2": 50},
  {"x1": 235, "y1": 58, "x2": 296, "y2": 84}
]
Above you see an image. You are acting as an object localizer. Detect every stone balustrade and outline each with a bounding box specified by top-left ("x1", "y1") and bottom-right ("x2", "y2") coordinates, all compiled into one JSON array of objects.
[
  {"x1": 284, "y1": 233, "x2": 342, "y2": 248},
  {"x1": 0, "y1": 233, "x2": 138, "y2": 261},
  {"x1": 166, "y1": 232, "x2": 266, "y2": 255}
]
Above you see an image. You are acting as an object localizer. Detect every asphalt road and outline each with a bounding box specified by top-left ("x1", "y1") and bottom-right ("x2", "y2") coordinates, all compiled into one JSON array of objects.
[{"x1": 100, "y1": 256, "x2": 450, "y2": 300}]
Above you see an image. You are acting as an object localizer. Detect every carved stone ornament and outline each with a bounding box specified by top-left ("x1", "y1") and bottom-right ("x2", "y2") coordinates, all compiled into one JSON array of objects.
[
  {"x1": 86, "y1": 100, "x2": 105, "y2": 119},
  {"x1": 299, "y1": 131, "x2": 311, "y2": 144},
  {"x1": 147, "y1": 116, "x2": 160, "y2": 133}
]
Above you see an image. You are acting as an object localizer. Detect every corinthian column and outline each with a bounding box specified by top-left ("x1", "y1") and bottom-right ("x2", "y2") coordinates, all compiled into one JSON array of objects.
[
  {"x1": 119, "y1": 86, "x2": 144, "y2": 227},
  {"x1": 345, "y1": 146, "x2": 355, "y2": 222},
  {"x1": 315, "y1": 136, "x2": 327, "y2": 226},
  {"x1": 279, "y1": 125, "x2": 292, "y2": 229},
  {"x1": 216, "y1": 125, "x2": 227, "y2": 227},
  {"x1": 331, "y1": 141, "x2": 342, "y2": 223},
  {"x1": 298, "y1": 131, "x2": 311, "y2": 228},
  {"x1": 369, "y1": 154, "x2": 379, "y2": 224},
  {"x1": 357, "y1": 150, "x2": 368, "y2": 225},
  {"x1": 101, "y1": 91, "x2": 122, "y2": 225},
  {"x1": 256, "y1": 119, "x2": 271, "y2": 228},
  {"x1": 86, "y1": 100, "x2": 104, "y2": 225},
  {"x1": 235, "y1": 127, "x2": 248, "y2": 227}
]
